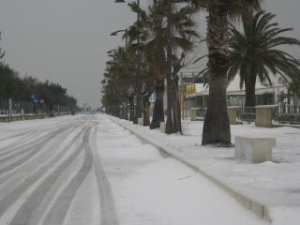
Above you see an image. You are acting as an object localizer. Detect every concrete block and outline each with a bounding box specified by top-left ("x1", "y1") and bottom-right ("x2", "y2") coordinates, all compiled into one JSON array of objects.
[
  {"x1": 160, "y1": 122, "x2": 166, "y2": 133},
  {"x1": 181, "y1": 121, "x2": 189, "y2": 135},
  {"x1": 235, "y1": 136, "x2": 276, "y2": 163},
  {"x1": 138, "y1": 118, "x2": 143, "y2": 125},
  {"x1": 190, "y1": 108, "x2": 198, "y2": 121},
  {"x1": 255, "y1": 105, "x2": 277, "y2": 128},
  {"x1": 228, "y1": 106, "x2": 241, "y2": 125},
  {"x1": 21, "y1": 109, "x2": 25, "y2": 120}
]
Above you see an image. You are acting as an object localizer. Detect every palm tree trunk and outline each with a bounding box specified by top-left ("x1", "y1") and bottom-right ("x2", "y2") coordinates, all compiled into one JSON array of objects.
[
  {"x1": 166, "y1": 76, "x2": 182, "y2": 134},
  {"x1": 165, "y1": 0, "x2": 176, "y2": 134},
  {"x1": 122, "y1": 97, "x2": 128, "y2": 120},
  {"x1": 142, "y1": 90, "x2": 152, "y2": 126},
  {"x1": 245, "y1": 74, "x2": 257, "y2": 107},
  {"x1": 202, "y1": 5, "x2": 231, "y2": 145},
  {"x1": 128, "y1": 94, "x2": 134, "y2": 122},
  {"x1": 133, "y1": 83, "x2": 142, "y2": 124},
  {"x1": 150, "y1": 41, "x2": 166, "y2": 129},
  {"x1": 165, "y1": 79, "x2": 174, "y2": 134},
  {"x1": 173, "y1": 76, "x2": 182, "y2": 133},
  {"x1": 150, "y1": 83, "x2": 165, "y2": 129}
]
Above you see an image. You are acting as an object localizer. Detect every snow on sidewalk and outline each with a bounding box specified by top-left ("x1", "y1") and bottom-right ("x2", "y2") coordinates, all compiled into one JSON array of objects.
[
  {"x1": 107, "y1": 115, "x2": 300, "y2": 225},
  {"x1": 96, "y1": 116, "x2": 267, "y2": 225}
]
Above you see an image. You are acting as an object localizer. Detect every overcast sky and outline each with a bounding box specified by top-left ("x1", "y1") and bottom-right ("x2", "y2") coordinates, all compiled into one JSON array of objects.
[{"x1": 0, "y1": 0, "x2": 299, "y2": 106}]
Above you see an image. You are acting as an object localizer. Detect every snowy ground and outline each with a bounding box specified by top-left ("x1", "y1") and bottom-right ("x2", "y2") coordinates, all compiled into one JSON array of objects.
[
  {"x1": 110, "y1": 116, "x2": 300, "y2": 225},
  {"x1": 0, "y1": 114, "x2": 268, "y2": 225}
]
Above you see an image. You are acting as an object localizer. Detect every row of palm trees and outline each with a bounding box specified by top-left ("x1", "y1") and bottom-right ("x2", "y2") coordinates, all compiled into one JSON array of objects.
[
  {"x1": 102, "y1": 0, "x2": 300, "y2": 146},
  {"x1": 103, "y1": 0, "x2": 199, "y2": 134}
]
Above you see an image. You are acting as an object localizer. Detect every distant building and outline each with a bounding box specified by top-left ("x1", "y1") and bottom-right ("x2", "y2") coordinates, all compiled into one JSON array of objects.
[{"x1": 179, "y1": 71, "x2": 299, "y2": 109}]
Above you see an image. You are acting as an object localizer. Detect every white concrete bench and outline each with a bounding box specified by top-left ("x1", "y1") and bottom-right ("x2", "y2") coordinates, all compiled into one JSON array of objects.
[
  {"x1": 181, "y1": 120, "x2": 189, "y2": 135},
  {"x1": 160, "y1": 122, "x2": 166, "y2": 133},
  {"x1": 235, "y1": 136, "x2": 276, "y2": 163},
  {"x1": 138, "y1": 118, "x2": 143, "y2": 125},
  {"x1": 190, "y1": 108, "x2": 199, "y2": 121}
]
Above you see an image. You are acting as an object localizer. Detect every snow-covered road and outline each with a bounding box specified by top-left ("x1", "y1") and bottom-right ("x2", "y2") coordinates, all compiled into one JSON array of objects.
[{"x1": 0, "y1": 115, "x2": 268, "y2": 225}]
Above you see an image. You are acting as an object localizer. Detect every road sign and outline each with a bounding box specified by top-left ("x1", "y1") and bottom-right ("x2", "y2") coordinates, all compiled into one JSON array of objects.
[{"x1": 33, "y1": 98, "x2": 39, "y2": 104}]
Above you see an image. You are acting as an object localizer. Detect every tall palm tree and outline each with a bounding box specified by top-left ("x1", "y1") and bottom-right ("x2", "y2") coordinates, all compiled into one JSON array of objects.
[
  {"x1": 127, "y1": 0, "x2": 199, "y2": 131},
  {"x1": 132, "y1": 0, "x2": 167, "y2": 129},
  {"x1": 102, "y1": 46, "x2": 136, "y2": 118},
  {"x1": 228, "y1": 10, "x2": 300, "y2": 107},
  {"x1": 190, "y1": 0, "x2": 262, "y2": 145},
  {"x1": 165, "y1": 2, "x2": 200, "y2": 134}
]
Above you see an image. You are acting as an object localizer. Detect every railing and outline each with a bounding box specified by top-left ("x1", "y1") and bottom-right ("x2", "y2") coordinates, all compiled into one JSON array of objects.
[
  {"x1": 0, "y1": 98, "x2": 71, "y2": 121},
  {"x1": 0, "y1": 99, "x2": 9, "y2": 115},
  {"x1": 182, "y1": 107, "x2": 206, "y2": 120},
  {"x1": 53, "y1": 105, "x2": 70, "y2": 115},
  {"x1": 275, "y1": 105, "x2": 300, "y2": 125},
  {"x1": 196, "y1": 107, "x2": 207, "y2": 120},
  {"x1": 182, "y1": 108, "x2": 191, "y2": 120},
  {"x1": 1, "y1": 99, "x2": 50, "y2": 115},
  {"x1": 237, "y1": 107, "x2": 256, "y2": 122},
  {"x1": 181, "y1": 105, "x2": 300, "y2": 125}
]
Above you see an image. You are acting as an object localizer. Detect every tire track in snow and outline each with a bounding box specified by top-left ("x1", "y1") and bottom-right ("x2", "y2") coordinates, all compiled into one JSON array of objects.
[
  {"x1": 1, "y1": 117, "x2": 119, "y2": 225},
  {"x1": 0, "y1": 124, "x2": 90, "y2": 220},
  {"x1": 0, "y1": 118, "x2": 73, "y2": 153},
  {"x1": 0, "y1": 120, "x2": 72, "y2": 155},
  {"x1": 0, "y1": 128, "x2": 66, "y2": 163},
  {"x1": 91, "y1": 125, "x2": 119, "y2": 225},
  {"x1": 0, "y1": 126, "x2": 74, "y2": 189},
  {"x1": 40, "y1": 126, "x2": 94, "y2": 225},
  {"x1": 0, "y1": 131, "x2": 28, "y2": 142},
  {"x1": 0, "y1": 125, "x2": 70, "y2": 175},
  {"x1": 0, "y1": 131, "x2": 44, "y2": 154},
  {"x1": 0, "y1": 124, "x2": 71, "y2": 161},
  {"x1": 0, "y1": 120, "x2": 83, "y2": 188}
]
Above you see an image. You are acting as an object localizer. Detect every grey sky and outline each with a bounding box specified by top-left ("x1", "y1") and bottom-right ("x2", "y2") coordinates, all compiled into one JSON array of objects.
[{"x1": 0, "y1": 0, "x2": 299, "y2": 106}]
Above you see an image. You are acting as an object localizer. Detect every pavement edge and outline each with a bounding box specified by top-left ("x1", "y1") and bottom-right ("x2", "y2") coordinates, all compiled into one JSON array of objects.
[{"x1": 108, "y1": 116, "x2": 271, "y2": 223}]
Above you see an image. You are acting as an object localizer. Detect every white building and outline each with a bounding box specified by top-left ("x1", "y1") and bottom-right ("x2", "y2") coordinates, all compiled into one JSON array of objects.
[{"x1": 182, "y1": 74, "x2": 299, "y2": 108}]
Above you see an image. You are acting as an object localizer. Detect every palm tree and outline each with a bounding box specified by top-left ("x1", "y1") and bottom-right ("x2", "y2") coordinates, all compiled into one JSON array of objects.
[
  {"x1": 102, "y1": 47, "x2": 136, "y2": 118},
  {"x1": 165, "y1": 2, "x2": 200, "y2": 134},
  {"x1": 228, "y1": 10, "x2": 300, "y2": 107},
  {"x1": 127, "y1": 0, "x2": 199, "y2": 132},
  {"x1": 190, "y1": 0, "x2": 262, "y2": 145},
  {"x1": 127, "y1": 0, "x2": 166, "y2": 128}
]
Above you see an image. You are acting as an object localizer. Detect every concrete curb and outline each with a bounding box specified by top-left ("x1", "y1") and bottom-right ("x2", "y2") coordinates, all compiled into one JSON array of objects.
[{"x1": 108, "y1": 116, "x2": 271, "y2": 223}]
